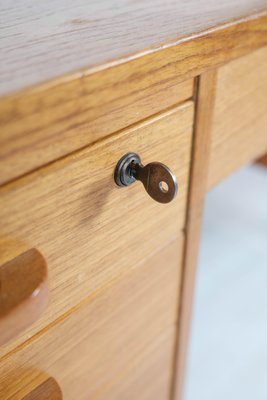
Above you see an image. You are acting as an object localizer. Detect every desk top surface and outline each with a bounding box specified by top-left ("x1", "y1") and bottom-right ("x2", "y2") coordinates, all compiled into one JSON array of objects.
[{"x1": 1, "y1": 0, "x2": 267, "y2": 96}]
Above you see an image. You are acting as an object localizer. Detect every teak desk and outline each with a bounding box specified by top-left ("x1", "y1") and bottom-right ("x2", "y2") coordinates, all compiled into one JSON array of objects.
[{"x1": 1, "y1": 1, "x2": 267, "y2": 399}]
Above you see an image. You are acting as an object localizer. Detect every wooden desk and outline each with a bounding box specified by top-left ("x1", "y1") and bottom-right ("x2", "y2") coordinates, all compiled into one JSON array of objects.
[{"x1": 1, "y1": 1, "x2": 267, "y2": 399}]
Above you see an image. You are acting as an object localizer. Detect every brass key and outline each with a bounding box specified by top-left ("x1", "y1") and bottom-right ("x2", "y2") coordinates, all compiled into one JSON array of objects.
[{"x1": 114, "y1": 152, "x2": 178, "y2": 204}]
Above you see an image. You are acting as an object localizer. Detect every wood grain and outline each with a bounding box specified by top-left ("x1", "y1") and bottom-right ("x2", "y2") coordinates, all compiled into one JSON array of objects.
[
  {"x1": 0, "y1": 77, "x2": 193, "y2": 186},
  {"x1": 1, "y1": 0, "x2": 267, "y2": 95},
  {"x1": 208, "y1": 45, "x2": 267, "y2": 188},
  {"x1": 0, "y1": 103, "x2": 193, "y2": 358},
  {"x1": 0, "y1": 238, "x2": 183, "y2": 400},
  {"x1": 171, "y1": 71, "x2": 218, "y2": 400},
  {"x1": 2, "y1": 12, "x2": 267, "y2": 184},
  {"x1": 0, "y1": 238, "x2": 48, "y2": 346}
]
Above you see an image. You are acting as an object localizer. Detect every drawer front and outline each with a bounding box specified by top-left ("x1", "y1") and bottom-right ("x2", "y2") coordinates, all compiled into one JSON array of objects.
[
  {"x1": 0, "y1": 69, "x2": 193, "y2": 185},
  {"x1": 208, "y1": 46, "x2": 267, "y2": 188},
  {"x1": 0, "y1": 239, "x2": 182, "y2": 400},
  {"x1": 0, "y1": 102, "x2": 194, "y2": 356}
]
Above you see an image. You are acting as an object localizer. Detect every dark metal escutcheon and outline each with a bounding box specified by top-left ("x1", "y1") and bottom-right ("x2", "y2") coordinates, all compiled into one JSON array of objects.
[{"x1": 114, "y1": 152, "x2": 178, "y2": 204}]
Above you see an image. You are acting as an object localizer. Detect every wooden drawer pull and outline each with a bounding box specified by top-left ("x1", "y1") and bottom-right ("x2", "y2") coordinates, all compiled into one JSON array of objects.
[
  {"x1": 22, "y1": 378, "x2": 62, "y2": 400},
  {"x1": 114, "y1": 152, "x2": 178, "y2": 203},
  {"x1": 0, "y1": 239, "x2": 48, "y2": 345}
]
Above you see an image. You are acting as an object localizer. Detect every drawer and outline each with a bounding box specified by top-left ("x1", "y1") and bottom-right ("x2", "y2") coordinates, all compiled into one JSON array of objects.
[
  {"x1": 0, "y1": 102, "x2": 194, "y2": 356},
  {"x1": 0, "y1": 239, "x2": 183, "y2": 400},
  {"x1": 208, "y1": 46, "x2": 267, "y2": 188},
  {"x1": 0, "y1": 69, "x2": 194, "y2": 184}
]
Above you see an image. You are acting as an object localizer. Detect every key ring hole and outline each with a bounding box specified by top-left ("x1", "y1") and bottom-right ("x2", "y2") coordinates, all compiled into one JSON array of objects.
[{"x1": 159, "y1": 181, "x2": 169, "y2": 193}]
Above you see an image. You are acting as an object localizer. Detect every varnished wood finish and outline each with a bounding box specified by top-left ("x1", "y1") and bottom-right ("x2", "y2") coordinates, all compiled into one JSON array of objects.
[
  {"x1": 22, "y1": 378, "x2": 62, "y2": 400},
  {"x1": 0, "y1": 238, "x2": 183, "y2": 400},
  {"x1": 1, "y1": 0, "x2": 267, "y2": 95},
  {"x1": 0, "y1": 238, "x2": 48, "y2": 346},
  {"x1": 208, "y1": 45, "x2": 267, "y2": 188},
  {"x1": 172, "y1": 71, "x2": 218, "y2": 400},
  {"x1": 106, "y1": 328, "x2": 175, "y2": 400},
  {"x1": 0, "y1": 76, "x2": 193, "y2": 186},
  {"x1": 0, "y1": 103, "x2": 193, "y2": 357},
  {"x1": 2, "y1": 12, "x2": 267, "y2": 184},
  {"x1": 1, "y1": 3, "x2": 267, "y2": 398}
]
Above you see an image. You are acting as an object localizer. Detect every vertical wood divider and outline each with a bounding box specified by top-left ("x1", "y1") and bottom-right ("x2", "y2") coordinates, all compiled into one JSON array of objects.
[
  {"x1": 257, "y1": 153, "x2": 267, "y2": 166},
  {"x1": 171, "y1": 70, "x2": 218, "y2": 400}
]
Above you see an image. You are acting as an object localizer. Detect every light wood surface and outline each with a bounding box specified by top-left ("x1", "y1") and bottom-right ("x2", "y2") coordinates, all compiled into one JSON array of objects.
[
  {"x1": 0, "y1": 103, "x2": 193, "y2": 358},
  {"x1": 2, "y1": 12, "x2": 267, "y2": 185},
  {"x1": 208, "y1": 45, "x2": 267, "y2": 188},
  {"x1": 106, "y1": 329, "x2": 174, "y2": 400},
  {"x1": 1, "y1": 4, "x2": 267, "y2": 398},
  {"x1": 0, "y1": 238, "x2": 48, "y2": 346},
  {"x1": 0, "y1": 238, "x2": 183, "y2": 400},
  {"x1": 171, "y1": 71, "x2": 218, "y2": 400},
  {"x1": 1, "y1": 0, "x2": 267, "y2": 95}
]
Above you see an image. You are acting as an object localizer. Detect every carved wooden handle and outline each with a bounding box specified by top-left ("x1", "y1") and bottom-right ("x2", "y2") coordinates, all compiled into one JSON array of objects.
[
  {"x1": 0, "y1": 237, "x2": 48, "y2": 345},
  {"x1": 22, "y1": 378, "x2": 62, "y2": 400}
]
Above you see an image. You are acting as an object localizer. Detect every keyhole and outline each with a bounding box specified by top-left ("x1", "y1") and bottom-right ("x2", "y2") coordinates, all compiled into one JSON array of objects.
[{"x1": 159, "y1": 181, "x2": 169, "y2": 193}]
